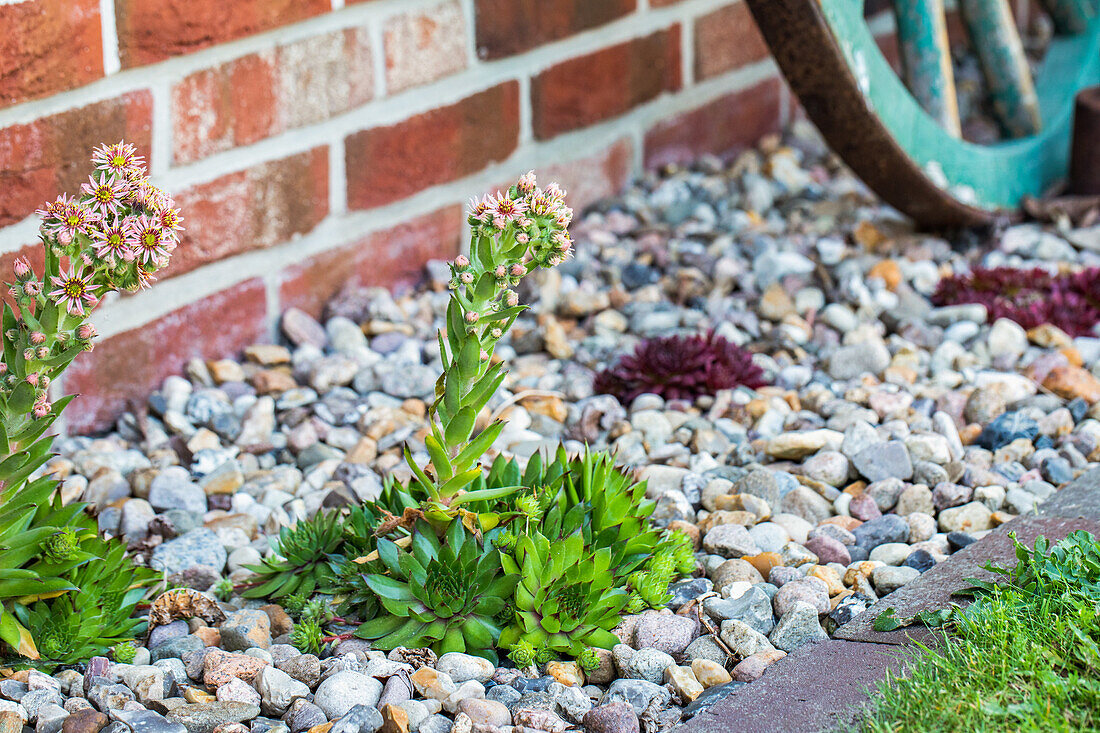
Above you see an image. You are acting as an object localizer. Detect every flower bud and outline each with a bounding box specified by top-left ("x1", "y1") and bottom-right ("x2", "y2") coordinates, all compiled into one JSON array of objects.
[
  {"x1": 510, "y1": 264, "x2": 527, "y2": 277},
  {"x1": 479, "y1": 349, "x2": 489, "y2": 361},
  {"x1": 22, "y1": 348, "x2": 35, "y2": 361},
  {"x1": 517, "y1": 171, "x2": 537, "y2": 194},
  {"x1": 25, "y1": 373, "x2": 38, "y2": 386},
  {"x1": 454, "y1": 255, "x2": 470, "y2": 269},
  {"x1": 0, "y1": 363, "x2": 7, "y2": 375},
  {"x1": 494, "y1": 265, "x2": 507, "y2": 278},
  {"x1": 23, "y1": 281, "x2": 41, "y2": 296},
  {"x1": 29, "y1": 331, "x2": 45, "y2": 345},
  {"x1": 490, "y1": 327, "x2": 503, "y2": 339},
  {"x1": 78, "y1": 323, "x2": 98, "y2": 340},
  {"x1": 57, "y1": 230, "x2": 72, "y2": 246},
  {"x1": 13, "y1": 257, "x2": 31, "y2": 280},
  {"x1": 493, "y1": 215, "x2": 507, "y2": 230},
  {"x1": 459, "y1": 271, "x2": 474, "y2": 284},
  {"x1": 465, "y1": 311, "x2": 479, "y2": 324},
  {"x1": 36, "y1": 347, "x2": 50, "y2": 360},
  {"x1": 32, "y1": 400, "x2": 52, "y2": 419},
  {"x1": 516, "y1": 232, "x2": 529, "y2": 244},
  {"x1": 505, "y1": 291, "x2": 519, "y2": 307}
]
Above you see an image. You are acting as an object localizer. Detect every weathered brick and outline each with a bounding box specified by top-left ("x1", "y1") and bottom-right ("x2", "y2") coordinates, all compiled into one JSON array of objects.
[
  {"x1": 385, "y1": 1, "x2": 467, "y2": 94},
  {"x1": 694, "y1": 2, "x2": 769, "y2": 81},
  {"x1": 277, "y1": 27, "x2": 374, "y2": 128},
  {"x1": 170, "y1": 147, "x2": 329, "y2": 276},
  {"x1": 474, "y1": 0, "x2": 636, "y2": 59},
  {"x1": 540, "y1": 137, "x2": 634, "y2": 215},
  {"x1": 65, "y1": 278, "x2": 268, "y2": 434},
  {"x1": 644, "y1": 77, "x2": 781, "y2": 168},
  {"x1": 532, "y1": 28, "x2": 681, "y2": 140},
  {"x1": 172, "y1": 52, "x2": 277, "y2": 164},
  {"x1": 0, "y1": 0, "x2": 103, "y2": 108},
  {"x1": 173, "y1": 28, "x2": 373, "y2": 164},
  {"x1": 345, "y1": 82, "x2": 520, "y2": 210},
  {"x1": 0, "y1": 91, "x2": 153, "y2": 228},
  {"x1": 115, "y1": 0, "x2": 330, "y2": 67},
  {"x1": 279, "y1": 206, "x2": 463, "y2": 317}
]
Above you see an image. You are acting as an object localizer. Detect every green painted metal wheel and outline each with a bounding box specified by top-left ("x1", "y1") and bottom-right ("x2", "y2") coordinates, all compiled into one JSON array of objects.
[{"x1": 745, "y1": 0, "x2": 1100, "y2": 227}]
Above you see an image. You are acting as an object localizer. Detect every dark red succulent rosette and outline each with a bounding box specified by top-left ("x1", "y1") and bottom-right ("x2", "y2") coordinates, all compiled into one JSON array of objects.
[
  {"x1": 931, "y1": 266, "x2": 1100, "y2": 337},
  {"x1": 595, "y1": 331, "x2": 768, "y2": 403}
]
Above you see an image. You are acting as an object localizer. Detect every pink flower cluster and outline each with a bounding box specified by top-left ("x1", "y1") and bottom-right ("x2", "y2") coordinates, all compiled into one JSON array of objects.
[
  {"x1": 33, "y1": 142, "x2": 183, "y2": 314},
  {"x1": 3, "y1": 141, "x2": 183, "y2": 421},
  {"x1": 466, "y1": 172, "x2": 573, "y2": 269},
  {"x1": 447, "y1": 172, "x2": 573, "y2": 361}
]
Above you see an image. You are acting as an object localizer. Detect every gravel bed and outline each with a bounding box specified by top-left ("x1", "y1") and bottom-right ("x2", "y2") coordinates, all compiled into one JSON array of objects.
[{"x1": 15, "y1": 121, "x2": 1100, "y2": 733}]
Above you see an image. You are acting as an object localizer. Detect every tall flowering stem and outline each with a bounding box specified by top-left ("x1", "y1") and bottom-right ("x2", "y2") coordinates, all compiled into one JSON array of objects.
[
  {"x1": 0, "y1": 142, "x2": 180, "y2": 660},
  {"x1": 0, "y1": 142, "x2": 180, "y2": 460},
  {"x1": 404, "y1": 173, "x2": 573, "y2": 530}
]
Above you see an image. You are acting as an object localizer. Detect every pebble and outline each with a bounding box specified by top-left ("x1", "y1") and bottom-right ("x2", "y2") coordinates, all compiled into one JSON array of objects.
[
  {"x1": 582, "y1": 702, "x2": 639, "y2": 733},
  {"x1": 632, "y1": 614, "x2": 698, "y2": 657},
  {"x1": 872, "y1": 565, "x2": 922, "y2": 594},
  {"x1": 312, "y1": 673, "x2": 383, "y2": 720},
  {"x1": 150, "y1": 529, "x2": 227, "y2": 575},
  {"x1": 768, "y1": 601, "x2": 828, "y2": 652}
]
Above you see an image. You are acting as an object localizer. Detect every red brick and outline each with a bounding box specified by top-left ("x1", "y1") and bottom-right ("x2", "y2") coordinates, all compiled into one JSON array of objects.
[
  {"x1": 0, "y1": 91, "x2": 153, "y2": 228},
  {"x1": 694, "y1": 2, "x2": 769, "y2": 81},
  {"x1": 532, "y1": 28, "x2": 682, "y2": 141},
  {"x1": 115, "y1": 0, "x2": 330, "y2": 67},
  {"x1": 276, "y1": 27, "x2": 375, "y2": 129},
  {"x1": 644, "y1": 77, "x2": 781, "y2": 168},
  {"x1": 172, "y1": 53, "x2": 276, "y2": 164},
  {"x1": 385, "y1": 1, "x2": 468, "y2": 94},
  {"x1": 170, "y1": 147, "x2": 329, "y2": 276},
  {"x1": 0, "y1": 0, "x2": 103, "y2": 108},
  {"x1": 65, "y1": 278, "x2": 268, "y2": 433},
  {"x1": 279, "y1": 206, "x2": 463, "y2": 318},
  {"x1": 474, "y1": 0, "x2": 636, "y2": 59},
  {"x1": 540, "y1": 137, "x2": 634, "y2": 215},
  {"x1": 173, "y1": 29, "x2": 373, "y2": 164},
  {"x1": 345, "y1": 82, "x2": 520, "y2": 211}
]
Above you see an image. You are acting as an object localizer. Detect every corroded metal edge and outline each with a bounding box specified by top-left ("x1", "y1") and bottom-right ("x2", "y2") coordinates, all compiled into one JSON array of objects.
[{"x1": 745, "y1": 0, "x2": 1005, "y2": 227}]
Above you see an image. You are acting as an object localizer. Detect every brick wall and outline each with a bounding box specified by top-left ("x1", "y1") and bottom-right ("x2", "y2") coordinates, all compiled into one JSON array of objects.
[{"x1": 0, "y1": 0, "x2": 788, "y2": 433}]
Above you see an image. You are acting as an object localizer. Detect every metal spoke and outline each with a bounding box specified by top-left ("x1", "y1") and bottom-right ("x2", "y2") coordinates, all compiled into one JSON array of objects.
[
  {"x1": 893, "y1": 0, "x2": 963, "y2": 135},
  {"x1": 958, "y1": 0, "x2": 1043, "y2": 137}
]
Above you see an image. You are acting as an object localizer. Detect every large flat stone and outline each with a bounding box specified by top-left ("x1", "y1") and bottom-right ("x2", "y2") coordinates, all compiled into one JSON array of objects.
[
  {"x1": 683, "y1": 640, "x2": 914, "y2": 733},
  {"x1": 834, "y1": 515, "x2": 1100, "y2": 644},
  {"x1": 1038, "y1": 467, "x2": 1100, "y2": 521}
]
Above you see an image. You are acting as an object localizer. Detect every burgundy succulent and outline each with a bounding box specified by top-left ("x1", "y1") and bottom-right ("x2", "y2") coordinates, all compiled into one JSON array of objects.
[
  {"x1": 931, "y1": 266, "x2": 1100, "y2": 337},
  {"x1": 594, "y1": 331, "x2": 768, "y2": 403}
]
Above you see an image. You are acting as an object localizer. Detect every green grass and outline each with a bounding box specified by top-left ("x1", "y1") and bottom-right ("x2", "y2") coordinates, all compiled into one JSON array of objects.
[{"x1": 862, "y1": 531, "x2": 1100, "y2": 732}]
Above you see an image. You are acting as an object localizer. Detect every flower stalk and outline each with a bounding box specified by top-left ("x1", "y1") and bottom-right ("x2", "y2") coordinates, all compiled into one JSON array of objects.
[
  {"x1": 0, "y1": 141, "x2": 178, "y2": 661},
  {"x1": 404, "y1": 173, "x2": 573, "y2": 530}
]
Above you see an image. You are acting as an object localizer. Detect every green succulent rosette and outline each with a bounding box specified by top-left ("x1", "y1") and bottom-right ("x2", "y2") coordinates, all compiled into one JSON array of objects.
[{"x1": 353, "y1": 519, "x2": 518, "y2": 663}]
